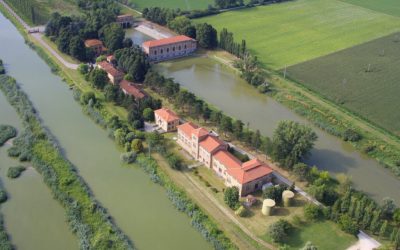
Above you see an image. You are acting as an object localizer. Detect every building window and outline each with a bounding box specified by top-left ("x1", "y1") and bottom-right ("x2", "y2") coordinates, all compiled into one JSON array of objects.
[
  {"x1": 154, "y1": 50, "x2": 157, "y2": 55},
  {"x1": 160, "y1": 49, "x2": 163, "y2": 54},
  {"x1": 184, "y1": 45, "x2": 187, "y2": 49},
  {"x1": 167, "y1": 48, "x2": 169, "y2": 52},
  {"x1": 178, "y1": 46, "x2": 181, "y2": 50},
  {"x1": 173, "y1": 47, "x2": 175, "y2": 51}
]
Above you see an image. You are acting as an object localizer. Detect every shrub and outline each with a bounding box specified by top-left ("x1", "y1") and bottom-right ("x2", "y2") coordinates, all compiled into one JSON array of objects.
[
  {"x1": 342, "y1": 129, "x2": 362, "y2": 142},
  {"x1": 0, "y1": 189, "x2": 8, "y2": 203},
  {"x1": 235, "y1": 206, "x2": 248, "y2": 217},
  {"x1": 0, "y1": 125, "x2": 17, "y2": 146},
  {"x1": 304, "y1": 204, "x2": 323, "y2": 221},
  {"x1": 224, "y1": 187, "x2": 239, "y2": 209},
  {"x1": 80, "y1": 91, "x2": 96, "y2": 105},
  {"x1": 268, "y1": 219, "x2": 292, "y2": 243},
  {"x1": 263, "y1": 184, "x2": 286, "y2": 204},
  {"x1": 7, "y1": 166, "x2": 26, "y2": 179},
  {"x1": 131, "y1": 139, "x2": 143, "y2": 153},
  {"x1": 7, "y1": 146, "x2": 20, "y2": 158},
  {"x1": 120, "y1": 152, "x2": 137, "y2": 164},
  {"x1": 166, "y1": 154, "x2": 183, "y2": 170},
  {"x1": 338, "y1": 214, "x2": 359, "y2": 235}
]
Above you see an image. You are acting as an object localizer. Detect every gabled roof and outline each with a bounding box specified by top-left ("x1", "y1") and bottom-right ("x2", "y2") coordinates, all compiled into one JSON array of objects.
[
  {"x1": 154, "y1": 108, "x2": 179, "y2": 123},
  {"x1": 120, "y1": 80, "x2": 146, "y2": 99},
  {"x1": 227, "y1": 159, "x2": 273, "y2": 184},
  {"x1": 177, "y1": 122, "x2": 198, "y2": 137},
  {"x1": 97, "y1": 61, "x2": 123, "y2": 78},
  {"x1": 192, "y1": 127, "x2": 209, "y2": 138},
  {"x1": 213, "y1": 150, "x2": 242, "y2": 169},
  {"x1": 199, "y1": 135, "x2": 225, "y2": 153},
  {"x1": 84, "y1": 39, "x2": 103, "y2": 47},
  {"x1": 143, "y1": 35, "x2": 195, "y2": 48}
]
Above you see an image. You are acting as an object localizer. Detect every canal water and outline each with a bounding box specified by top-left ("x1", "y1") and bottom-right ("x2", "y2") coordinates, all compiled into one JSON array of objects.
[
  {"x1": 125, "y1": 28, "x2": 153, "y2": 46},
  {"x1": 0, "y1": 13, "x2": 211, "y2": 250},
  {"x1": 155, "y1": 56, "x2": 400, "y2": 205},
  {"x1": 0, "y1": 92, "x2": 78, "y2": 250}
]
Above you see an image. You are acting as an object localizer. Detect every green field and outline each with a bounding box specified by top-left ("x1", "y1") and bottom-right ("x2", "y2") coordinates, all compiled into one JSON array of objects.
[
  {"x1": 287, "y1": 32, "x2": 400, "y2": 136},
  {"x1": 126, "y1": 0, "x2": 214, "y2": 11},
  {"x1": 342, "y1": 0, "x2": 400, "y2": 17},
  {"x1": 196, "y1": 0, "x2": 400, "y2": 69}
]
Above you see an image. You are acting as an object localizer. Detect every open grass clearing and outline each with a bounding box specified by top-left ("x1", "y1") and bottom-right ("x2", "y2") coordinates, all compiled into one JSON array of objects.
[
  {"x1": 196, "y1": 0, "x2": 400, "y2": 69},
  {"x1": 342, "y1": 0, "x2": 400, "y2": 17},
  {"x1": 287, "y1": 32, "x2": 400, "y2": 136},
  {"x1": 124, "y1": 0, "x2": 214, "y2": 11}
]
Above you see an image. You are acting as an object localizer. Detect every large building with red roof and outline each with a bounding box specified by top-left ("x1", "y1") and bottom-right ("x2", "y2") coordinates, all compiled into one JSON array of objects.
[
  {"x1": 142, "y1": 35, "x2": 197, "y2": 62},
  {"x1": 154, "y1": 108, "x2": 180, "y2": 132},
  {"x1": 120, "y1": 80, "x2": 147, "y2": 100},
  {"x1": 84, "y1": 39, "x2": 106, "y2": 56},
  {"x1": 97, "y1": 61, "x2": 124, "y2": 85},
  {"x1": 177, "y1": 122, "x2": 274, "y2": 196}
]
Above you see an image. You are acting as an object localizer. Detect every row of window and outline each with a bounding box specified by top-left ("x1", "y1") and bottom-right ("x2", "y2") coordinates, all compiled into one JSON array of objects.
[{"x1": 153, "y1": 44, "x2": 192, "y2": 55}]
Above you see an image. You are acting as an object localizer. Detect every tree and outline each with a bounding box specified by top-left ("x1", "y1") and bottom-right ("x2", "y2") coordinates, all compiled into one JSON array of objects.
[
  {"x1": 80, "y1": 91, "x2": 96, "y2": 105},
  {"x1": 123, "y1": 38, "x2": 133, "y2": 48},
  {"x1": 268, "y1": 219, "x2": 292, "y2": 243},
  {"x1": 263, "y1": 184, "x2": 285, "y2": 204},
  {"x1": 380, "y1": 220, "x2": 388, "y2": 238},
  {"x1": 224, "y1": 187, "x2": 239, "y2": 209},
  {"x1": 293, "y1": 163, "x2": 310, "y2": 181},
  {"x1": 104, "y1": 84, "x2": 121, "y2": 103},
  {"x1": 99, "y1": 23, "x2": 124, "y2": 52},
  {"x1": 195, "y1": 23, "x2": 218, "y2": 49},
  {"x1": 382, "y1": 198, "x2": 396, "y2": 218},
  {"x1": 301, "y1": 242, "x2": 318, "y2": 250},
  {"x1": 78, "y1": 64, "x2": 89, "y2": 75},
  {"x1": 131, "y1": 139, "x2": 143, "y2": 153},
  {"x1": 167, "y1": 16, "x2": 196, "y2": 37},
  {"x1": 89, "y1": 68, "x2": 108, "y2": 89},
  {"x1": 142, "y1": 108, "x2": 154, "y2": 121},
  {"x1": 69, "y1": 36, "x2": 86, "y2": 61},
  {"x1": 338, "y1": 214, "x2": 359, "y2": 235},
  {"x1": 271, "y1": 121, "x2": 317, "y2": 168},
  {"x1": 394, "y1": 209, "x2": 400, "y2": 225},
  {"x1": 304, "y1": 204, "x2": 322, "y2": 221},
  {"x1": 233, "y1": 119, "x2": 244, "y2": 139},
  {"x1": 220, "y1": 116, "x2": 232, "y2": 135}
]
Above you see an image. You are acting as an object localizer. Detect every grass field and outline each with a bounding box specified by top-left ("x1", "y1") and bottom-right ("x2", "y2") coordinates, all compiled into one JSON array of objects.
[
  {"x1": 126, "y1": 0, "x2": 214, "y2": 11},
  {"x1": 196, "y1": 0, "x2": 400, "y2": 69},
  {"x1": 342, "y1": 0, "x2": 400, "y2": 17},
  {"x1": 287, "y1": 32, "x2": 400, "y2": 136}
]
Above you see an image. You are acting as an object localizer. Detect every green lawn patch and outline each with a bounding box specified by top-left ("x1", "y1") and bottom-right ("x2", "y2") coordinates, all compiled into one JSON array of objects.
[
  {"x1": 125, "y1": 0, "x2": 214, "y2": 11},
  {"x1": 287, "y1": 32, "x2": 400, "y2": 136},
  {"x1": 285, "y1": 221, "x2": 356, "y2": 250},
  {"x1": 342, "y1": 0, "x2": 400, "y2": 17},
  {"x1": 195, "y1": 0, "x2": 400, "y2": 69}
]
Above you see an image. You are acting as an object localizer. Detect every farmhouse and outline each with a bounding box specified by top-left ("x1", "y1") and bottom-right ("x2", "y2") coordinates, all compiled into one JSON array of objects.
[
  {"x1": 116, "y1": 14, "x2": 134, "y2": 28},
  {"x1": 120, "y1": 80, "x2": 147, "y2": 100},
  {"x1": 177, "y1": 122, "x2": 273, "y2": 196},
  {"x1": 97, "y1": 61, "x2": 124, "y2": 85},
  {"x1": 154, "y1": 108, "x2": 180, "y2": 132},
  {"x1": 84, "y1": 39, "x2": 106, "y2": 56},
  {"x1": 142, "y1": 35, "x2": 197, "y2": 62}
]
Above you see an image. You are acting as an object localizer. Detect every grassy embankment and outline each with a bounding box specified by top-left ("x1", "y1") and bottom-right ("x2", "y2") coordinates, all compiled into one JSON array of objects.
[
  {"x1": 342, "y1": 0, "x2": 400, "y2": 17},
  {"x1": 122, "y1": 0, "x2": 214, "y2": 11},
  {"x1": 195, "y1": 0, "x2": 400, "y2": 177},
  {"x1": 0, "y1": 5, "x2": 237, "y2": 250}
]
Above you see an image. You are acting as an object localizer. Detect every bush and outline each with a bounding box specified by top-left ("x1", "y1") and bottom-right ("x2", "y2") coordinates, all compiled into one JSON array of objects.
[
  {"x1": 7, "y1": 166, "x2": 26, "y2": 179},
  {"x1": 235, "y1": 205, "x2": 248, "y2": 217},
  {"x1": 0, "y1": 125, "x2": 17, "y2": 146},
  {"x1": 0, "y1": 189, "x2": 8, "y2": 203},
  {"x1": 224, "y1": 187, "x2": 240, "y2": 209},
  {"x1": 166, "y1": 154, "x2": 183, "y2": 170},
  {"x1": 0, "y1": 59, "x2": 5, "y2": 74},
  {"x1": 80, "y1": 91, "x2": 96, "y2": 105},
  {"x1": 342, "y1": 129, "x2": 362, "y2": 142},
  {"x1": 304, "y1": 204, "x2": 323, "y2": 221},
  {"x1": 263, "y1": 184, "x2": 286, "y2": 204},
  {"x1": 120, "y1": 152, "x2": 137, "y2": 164},
  {"x1": 131, "y1": 139, "x2": 143, "y2": 153},
  {"x1": 268, "y1": 219, "x2": 292, "y2": 243},
  {"x1": 338, "y1": 214, "x2": 359, "y2": 235}
]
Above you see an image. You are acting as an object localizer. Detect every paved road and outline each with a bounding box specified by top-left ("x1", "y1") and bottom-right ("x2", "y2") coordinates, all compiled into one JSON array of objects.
[{"x1": 0, "y1": 0, "x2": 79, "y2": 70}]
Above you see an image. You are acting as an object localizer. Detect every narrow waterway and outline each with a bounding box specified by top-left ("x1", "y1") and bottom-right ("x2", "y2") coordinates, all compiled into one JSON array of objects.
[
  {"x1": 0, "y1": 92, "x2": 78, "y2": 250},
  {"x1": 125, "y1": 28, "x2": 153, "y2": 46},
  {"x1": 0, "y1": 13, "x2": 211, "y2": 250},
  {"x1": 155, "y1": 56, "x2": 400, "y2": 205}
]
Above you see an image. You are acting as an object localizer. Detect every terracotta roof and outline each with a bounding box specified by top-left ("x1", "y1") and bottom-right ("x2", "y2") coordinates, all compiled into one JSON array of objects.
[
  {"x1": 227, "y1": 159, "x2": 273, "y2": 184},
  {"x1": 107, "y1": 55, "x2": 114, "y2": 62},
  {"x1": 199, "y1": 135, "x2": 225, "y2": 153},
  {"x1": 120, "y1": 80, "x2": 146, "y2": 99},
  {"x1": 192, "y1": 127, "x2": 209, "y2": 138},
  {"x1": 97, "y1": 61, "x2": 123, "y2": 78},
  {"x1": 143, "y1": 35, "x2": 195, "y2": 48},
  {"x1": 154, "y1": 108, "x2": 179, "y2": 123},
  {"x1": 213, "y1": 150, "x2": 242, "y2": 169},
  {"x1": 84, "y1": 39, "x2": 103, "y2": 47},
  {"x1": 177, "y1": 122, "x2": 198, "y2": 137}
]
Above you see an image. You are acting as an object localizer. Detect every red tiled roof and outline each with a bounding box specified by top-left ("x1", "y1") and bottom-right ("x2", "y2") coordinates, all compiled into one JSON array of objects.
[
  {"x1": 107, "y1": 55, "x2": 114, "y2": 62},
  {"x1": 155, "y1": 108, "x2": 179, "y2": 123},
  {"x1": 120, "y1": 80, "x2": 146, "y2": 99},
  {"x1": 84, "y1": 39, "x2": 103, "y2": 47},
  {"x1": 213, "y1": 150, "x2": 242, "y2": 169},
  {"x1": 192, "y1": 127, "x2": 209, "y2": 138},
  {"x1": 177, "y1": 122, "x2": 198, "y2": 137},
  {"x1": 143, "y1": 35, "x2": 195, "y2": 48},
  {"x1": 97, "y1": 61, "x2": 123, "y2": 78},
  {"x1": 227, "y1": 159, "x2": 273, "y2": 184},
  {"x1": 199, "y1": 135, "x2": 225, "y2": 153}
]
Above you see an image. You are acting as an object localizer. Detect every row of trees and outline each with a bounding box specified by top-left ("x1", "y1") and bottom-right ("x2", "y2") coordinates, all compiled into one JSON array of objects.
[
  {"x1": 214, "y1": 0, "x2": 244, "y2": 9},
  {"x1": 114, "y1": 46, "x2": 150, "y2": 82},
  {"x1": 5, "y1": 0, "x2": 48, "y2": 24}
]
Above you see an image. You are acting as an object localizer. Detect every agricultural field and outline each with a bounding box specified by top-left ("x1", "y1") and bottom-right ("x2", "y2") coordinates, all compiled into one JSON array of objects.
[
  {"x1": 124, "y1": 0, "x2": 214, "y2": 11},
  {"x1": 342, "y1": 0, "x2": 400, "y2": 17},
  {"x1": 196, "y1": 0, "x2": 400, "y2": 69},
  {"x1": 287, "y1": 32, "x2": 400, "y2": 136}
]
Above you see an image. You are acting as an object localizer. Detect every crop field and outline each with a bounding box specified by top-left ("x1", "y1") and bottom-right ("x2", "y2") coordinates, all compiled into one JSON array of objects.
[
  {"x1": 287, "y1": 32, "x2": 400, "y2": 136},
  {"x1": 196, "y1": 0, "x2": 400, "y2": 69},
  {"x1": 342, "y1": 0, "x2": 400, "y2": 17},
  {"x1": 126, "y1": 0, "x2": 214, "y2": 11}
]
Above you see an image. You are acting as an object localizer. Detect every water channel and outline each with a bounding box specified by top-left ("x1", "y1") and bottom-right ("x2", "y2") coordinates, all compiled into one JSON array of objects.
[
  {"x1": 155, "y1": 56, "x2": 400, "y2": 205},
  {"x1": 0, "y1": 13, "x2": 211, "y2": 250}
]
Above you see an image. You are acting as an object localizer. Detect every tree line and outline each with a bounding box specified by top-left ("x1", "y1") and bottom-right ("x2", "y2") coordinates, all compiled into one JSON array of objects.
[{"x1": 5, "y1": 0, "x2": 48, "y2": 25}]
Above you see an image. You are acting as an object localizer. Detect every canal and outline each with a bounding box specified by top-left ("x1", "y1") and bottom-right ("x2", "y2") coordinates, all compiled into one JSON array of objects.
[
  {"x1": 0, "y1": 13, "x2": 211, "y2": 250},
  {"x1": 155, "y1": 56, "x2": 400, "y2": 205}
]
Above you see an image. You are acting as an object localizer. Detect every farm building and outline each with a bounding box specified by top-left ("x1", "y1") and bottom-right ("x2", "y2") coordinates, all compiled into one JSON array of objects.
[
  {"x1": 116, "y1": 14, "x2": 134, "y2": 28},
  {"x1": 120, "y1": 80, "x2": 147, "y2": 100},
  {"x1": 84, "y1": 39, "x2": 106, "y2": 56},
  {"x1": 154, "y1": 108, "x2": 180, "y2": 132},
  {"x1": 97, "y1": 61, "x2": 124, "y2": 85},
  {"x1": 142, "y1": 35, "x2": 197, "y2": 62},
  {"x1": 177, "y1": 122, "x2": 273, "y2": 196}
]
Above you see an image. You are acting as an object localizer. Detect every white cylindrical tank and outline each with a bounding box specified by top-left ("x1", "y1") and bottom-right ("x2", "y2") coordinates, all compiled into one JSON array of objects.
[
  {"x1": 261, "y1": 199, "x2": 276, "y2": 216},
  {"x1": 282, "y1": 190, "x2": 295, "y2": 207}
]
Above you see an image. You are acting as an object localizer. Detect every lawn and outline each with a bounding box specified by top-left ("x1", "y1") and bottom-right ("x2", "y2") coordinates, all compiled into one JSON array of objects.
[
  {"x1": 125, "y1": 0, "x2": 214, "y2": 11},
  {"x1": 284, "y1": 221, "x2": 356, "y2": 249},
  {"x1": 342, "y1": 0, "x2": 400, "y2": 17},
  {"x1": 195, "y1": 0, "x2": 400, "y2": 69},
  {"x1": 287, "y1": 32, "x2": 400, "y2": 136}
]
